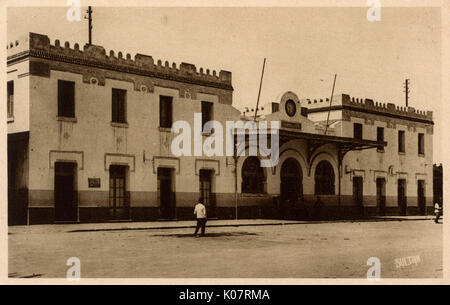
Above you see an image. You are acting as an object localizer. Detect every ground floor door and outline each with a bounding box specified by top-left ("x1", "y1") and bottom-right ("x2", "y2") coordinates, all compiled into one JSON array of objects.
[
  {"x1": 200, "y1": 169, "x2": 216, "y2": 218},
  {"x1": 158, "y1": 168, "x2": 175, "y2": 219},
  {"x1": 398, "y1": 179, "x2": 407, "y2": 216},
  {"x1": 109, "y1": 165, "x2": 129, "y2": 220},
  {"x1": 7, "y1": 132, "x2": 29, "y2": 225},
  {"x1": 353, "y1": 176, "x2": 364, "y2": 218},
  {"x1": 376, "y1": 178, "x2": 386, "y2": 216},
  {"x1": 417, "y1": 180, "x2": 426, "y2": 215},
  {"x1": 54, "y1": 162, "x2": 77, "y2": 222},
  {"x1": 280, "y1": 158, "x2": 303, "y2": 220}
]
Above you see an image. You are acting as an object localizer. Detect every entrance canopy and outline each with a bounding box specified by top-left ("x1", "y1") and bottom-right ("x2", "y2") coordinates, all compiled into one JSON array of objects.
[
  {"x1": 279, "y1": 129, "x2": 387, "y2": 173},
  {"x1": 279, "y1": 129, "x2": 387, "y2": 154},
  {"x1": 233, "y1": 127, "x2": 387, "y2": 176}
]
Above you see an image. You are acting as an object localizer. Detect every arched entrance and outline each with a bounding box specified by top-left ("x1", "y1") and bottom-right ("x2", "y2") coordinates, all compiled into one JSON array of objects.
[
  {"x1": 314, "y1": 160, "x2": 335, "y2": 195},
  {"x1": 280, "y1": 158, "x2": 303, "y2": 219},
  {"x1": 242, "y1": 156, "x2": 266, "y2": 194}
]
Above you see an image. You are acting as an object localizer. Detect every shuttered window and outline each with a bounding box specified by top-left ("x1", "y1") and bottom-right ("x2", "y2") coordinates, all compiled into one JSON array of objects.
[
  {"x1": 377, "y1": 127, "x2": 384, "y2": 151},
  {"x1": 201, "y1": 101, "x2": 213, "y2": 130},
  {"x1": 398, "y1": 130, "x2": 406, "y2": 153},
  {"x1": 418, "y1": 133, "x2": 424, "y2": 155},
  {"x1": 58, "y1": 80, "x2": 75, "y2": 118},
  {"x1": 160, "y1": 95, "x2": 173, "y2": 128},
  {"x1": 7, "y1": 81, "x2": 14, "y2": 118},
  {"x1": 353, "y1": 123, "x2": 362, "y2": 140},
  {"x1": 112, "y1": 88, "x2": 127, "y2": 123}
]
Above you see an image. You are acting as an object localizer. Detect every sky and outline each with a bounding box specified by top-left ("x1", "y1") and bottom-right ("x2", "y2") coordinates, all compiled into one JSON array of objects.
[{"x1": 7, "y1": 6, "x2": 443, "y2": 162}]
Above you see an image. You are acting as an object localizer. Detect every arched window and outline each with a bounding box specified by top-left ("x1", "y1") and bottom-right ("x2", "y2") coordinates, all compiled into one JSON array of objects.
[
  {"x1": 315, "y1": 160, "x2": 335, "y2": 195},
  {"x1": 242, "y1": 156, "x2": 265, "y2": 194}
]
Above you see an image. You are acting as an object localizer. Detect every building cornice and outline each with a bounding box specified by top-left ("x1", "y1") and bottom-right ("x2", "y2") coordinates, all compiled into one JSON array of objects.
[
  {"x1": 7, "y1": 33, "x2": 234, "y2": 91},
  {"x1": 307, "y1": 104, "x2": 434, "y2": 125}
]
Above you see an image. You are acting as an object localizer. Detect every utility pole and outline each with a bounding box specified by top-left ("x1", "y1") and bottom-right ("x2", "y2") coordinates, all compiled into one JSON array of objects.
[
  {"x1": 253, "y1": 58, "x2": 266, "y2": 121},
  {"x1": 324, "y1": 74, "x2": 337, "y2": 135},
  {"x1": 85, "y1": 6, "x2": 93, "y2": 44},
  {"x1": 403, "y1": 79, "x2": 410, "y2": 107}
]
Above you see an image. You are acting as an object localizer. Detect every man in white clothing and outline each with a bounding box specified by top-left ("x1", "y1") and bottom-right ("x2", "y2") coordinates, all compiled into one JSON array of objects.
[
  {"x1": 194, "y1": 198, "x2": 207, "y2": 237},
  {"x1": 434, "y1": 202, "x2": 441, "y2": 223}
]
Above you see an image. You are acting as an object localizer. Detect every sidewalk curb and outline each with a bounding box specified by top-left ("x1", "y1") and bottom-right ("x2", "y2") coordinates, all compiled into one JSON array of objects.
[{"x1": 67, "y1": 217, "x2": 436, "y2": 233}]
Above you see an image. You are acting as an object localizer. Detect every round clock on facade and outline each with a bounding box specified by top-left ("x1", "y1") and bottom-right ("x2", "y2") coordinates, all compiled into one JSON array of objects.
[{"x1": 285, "y1": 99, "x2": 296, "y2": 117}]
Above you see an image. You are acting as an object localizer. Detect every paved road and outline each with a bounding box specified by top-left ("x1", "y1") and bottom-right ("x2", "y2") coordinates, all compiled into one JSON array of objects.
[{"x1": 8, "y1": 219, "x2": 442, "y2": 279}]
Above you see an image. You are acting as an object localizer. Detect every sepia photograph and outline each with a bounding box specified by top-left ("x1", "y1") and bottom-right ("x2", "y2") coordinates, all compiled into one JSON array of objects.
[{"x1": 2, "y1": 0, "x2": 449, "y2": 288}]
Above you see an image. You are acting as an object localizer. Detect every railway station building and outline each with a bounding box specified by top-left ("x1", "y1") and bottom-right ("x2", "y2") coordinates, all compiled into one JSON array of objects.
[{"x1": 7, "y1": 33, "x2": 434, "y2": 224}]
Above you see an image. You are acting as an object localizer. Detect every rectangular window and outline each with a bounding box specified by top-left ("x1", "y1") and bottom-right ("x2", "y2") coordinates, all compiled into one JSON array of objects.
[
  {"x1": 7, "y1": 81, "x2": 14, "y2": 118},
  {"x1": 398, "y1": 130, "x2": 405, "y2": 153},
  {"x1": 111, "y1": 88, "x2": 127, "y2": 123},
  {"x1": 377, "y1": 127, "x2": 384, "y2": 151},
  {"x1": 353, "y1": 123, "x2": 362, "y2": 140},
  {"x1": 271, "y1": 103, "x2": 279, "y2": 113},
  {"x1": 159, "y1": 95, "x2": 173, "y2": 128},
  {"x1": 418, "y1": 133, "x2": 424, "y2": 155},
  {"x1": 57, "y1": 80, "x2": 75, "y2": 118},
  {"x1": 201, "y1": 101, "x2": 213, "y2": 130}
]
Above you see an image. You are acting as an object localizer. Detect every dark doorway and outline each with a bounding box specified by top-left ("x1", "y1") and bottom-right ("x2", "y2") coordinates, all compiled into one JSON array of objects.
[
  {"x1": 8, "y1": 132, "x2": 29, "y2": 225},
  {"x1": 109, "y1": 165, "x2": 129, "y2": 220},
  {"x1": 376, "y1": 178, "x2": 386, "y2": 216},
  {"x1": 353, "y1": 176, "x2": 364, "y2": 218},
  {"x1": 200, "y1": 169, "x2": 216, "y2": 218},
  {"x1": 417, "y1": 180, "x2": 426, "y2": 215},
  {"x1": 280, "y1": 158, "x2": 303, "y2": 219},
  {"x1": 241, "y1": 156, "x2": 265, "y2": 194},
  {"x1": 314, "y1": 160, "x2": 335, "y2": 195},
  {"x1": 398, "y1": 179, "x2": 407, "y2": 216},
  {"x1": 54, "y1": 162, "x2": 77, "y2": 222},
  {"x1": 158, "y1": 168, "x2": 175, "y2": 219}
]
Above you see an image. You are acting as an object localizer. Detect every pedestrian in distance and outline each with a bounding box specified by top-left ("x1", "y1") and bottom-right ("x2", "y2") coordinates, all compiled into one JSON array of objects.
[
  {"x1": 194, "y1": 198, "x2": 207, "y2": 237},
  {"x1": 434, "y1": 202, "x2": 441, "y2": 223}
]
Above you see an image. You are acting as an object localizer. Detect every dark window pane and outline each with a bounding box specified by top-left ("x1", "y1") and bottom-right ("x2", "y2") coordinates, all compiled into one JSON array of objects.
[
  {"x1": 58, "y1": 80, "x2": 75, "y2": 118},
  {"x1": 7, "y1": 81, "x2": 14, "y2": 118},
  {"x1": 377, "y1": 127, "x2": 384, "y2": 151},
  {"x1": 418, "y1": 133, "x2": 424, "y2": 155},
  {"x1": 160, "y1": 96, "x2": 173, "y2": 128},
  {"x1": 353, "y1": 123, "x2": 362, "y2": 140},
  {"x1": 201, "y1": 101, "x2": 213, "y2": 130},
  {"x1": 112, "y1": 88, "x2": 127, "y2": 123},
  {"x1": 272, "y1": 103, "x2": 279, "y2": 113},
  {"x1": 398, "y1": 130, "x2": 405, "y2": 153}
]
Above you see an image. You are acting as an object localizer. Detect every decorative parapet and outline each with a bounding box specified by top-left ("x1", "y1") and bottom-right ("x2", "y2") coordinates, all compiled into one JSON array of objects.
[
  {"x1": 303, "y1": 93, "x2": 433, "y2": 122},
  {"x1": 7, "y1": 32, "x2": 233, "y2": 90}
]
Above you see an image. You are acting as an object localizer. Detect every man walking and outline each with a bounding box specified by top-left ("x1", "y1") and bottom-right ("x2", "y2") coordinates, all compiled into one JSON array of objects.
[
  {"x1": 194, "y1": 198, "x2": 207, "y2": 237},
  {"x1": 434, "y1": 202, "x2": 441, "y2": 223}
]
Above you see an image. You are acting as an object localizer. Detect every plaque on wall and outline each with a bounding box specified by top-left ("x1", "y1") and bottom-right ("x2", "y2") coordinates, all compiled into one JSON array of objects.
[
  {"x1": 281, "y1": 121, "x2": 302, "y2": 130},
  {"x1": 88, "y1": 178, "x2": 101, "y2": 188}
]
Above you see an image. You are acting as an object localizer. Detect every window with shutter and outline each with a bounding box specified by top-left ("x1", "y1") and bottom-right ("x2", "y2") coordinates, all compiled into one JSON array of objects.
[
  {"x1": 160, "y1": 95, "x2": 173, "y2": 128},
  {"x1": 398, "y1": 130, "x2": 406, "y2": 153},
  {"x1": 377, "y1": 127, "x2": 384, "y2": 151},
  {"x1": 418, "y1": 133, "x2": 424, "y2": 155},
  {"x1": 112, "y1": 88, "x2": 127, "y2": 123},
  {"x1": 58, "y1": 80, "x2": 75, "y2": 118},
  {"x1": 353, "y1": 123, "x2": 362, "y2": 140},
  {"x1": 7, "y1": 81, "x2": 14, "y2": 118},
  {"x1": 201, "y1": 101, "x2": 213, "y2": 130}
]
